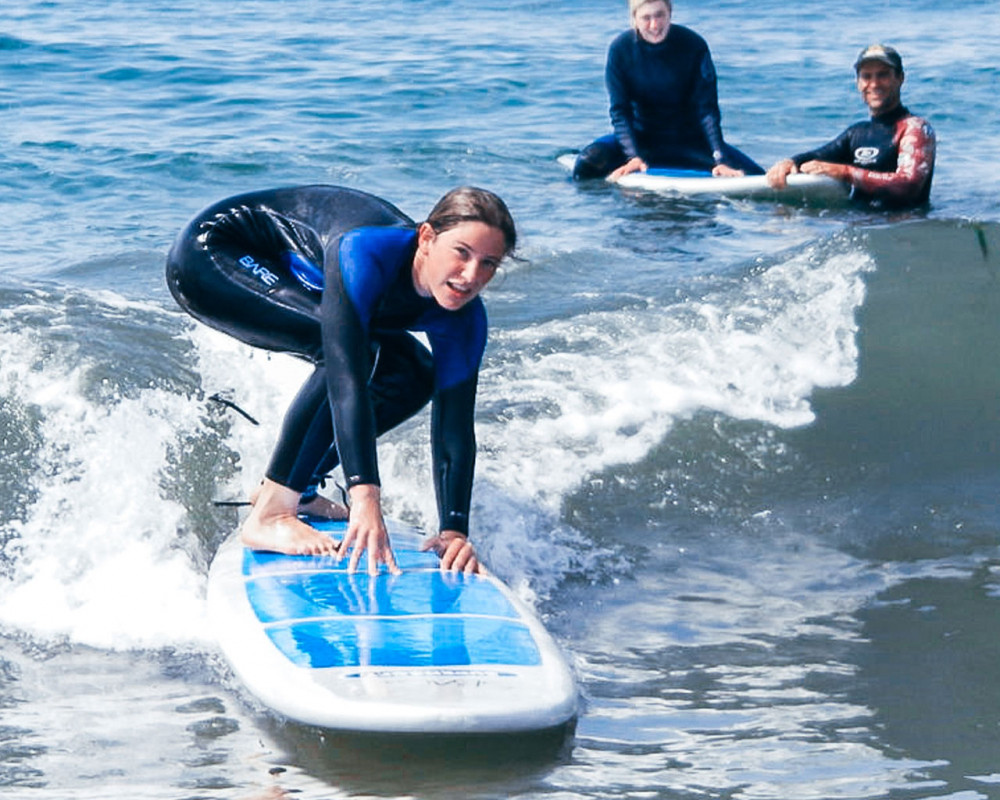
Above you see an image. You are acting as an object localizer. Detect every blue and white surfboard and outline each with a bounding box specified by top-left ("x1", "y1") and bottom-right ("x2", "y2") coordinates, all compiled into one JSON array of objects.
[
  {"x1": 207, "y1": 518, "x2": 578, "y2": 733},
  {"x1": 557, "y1": 152, "x2": 847, "y2": 200}
]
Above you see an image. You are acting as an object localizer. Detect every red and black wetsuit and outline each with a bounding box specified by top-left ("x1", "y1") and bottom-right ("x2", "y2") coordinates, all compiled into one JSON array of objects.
[{"x1": 791, "y1": 105, "x2": 935, "y2": 209}]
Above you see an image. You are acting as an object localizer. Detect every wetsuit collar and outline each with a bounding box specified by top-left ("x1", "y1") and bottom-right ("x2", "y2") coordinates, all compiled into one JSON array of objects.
[{"x1": 872, "y1": 104, "x2": 908, "y2": 124}]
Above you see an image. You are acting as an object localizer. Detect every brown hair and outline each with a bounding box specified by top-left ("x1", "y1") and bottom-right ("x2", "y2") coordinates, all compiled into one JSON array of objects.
[{"x1": 424, "y1": 186, "x2": 517, "y2": 256}]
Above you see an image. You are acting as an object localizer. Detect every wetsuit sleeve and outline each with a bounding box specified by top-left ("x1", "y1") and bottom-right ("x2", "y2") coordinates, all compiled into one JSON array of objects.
[
  {"x1": 431, "y1": 375, "x2": 478, "y2": 535},
  {"x1": 319, "y1": 232, "x2": 405, "y2": 489},
  {"x1": 843, "y1": 116, "x2": 936, "y2": 205},
  {"x1": 320, "y1": 265, "x2": 380, "y2": 488},
  {"x1": 791, "y1": 126, "x2": 855, "y2": 168},
  {"x1": 691, "y1": 48, "x2": 726, "y2": 164},
  {"x1": 425, "y1": 300, "x2": 487, "y2": 536},
  {"x1": 606, "y1": 38, "x2": 640, "y2": 160}
]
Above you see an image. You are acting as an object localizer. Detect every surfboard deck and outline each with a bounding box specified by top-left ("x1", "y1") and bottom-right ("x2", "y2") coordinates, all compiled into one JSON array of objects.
[
  {"x1": 207, "y1": 517, "x2": 578, "y2": 734},
  {"x1": 557, "y1": 152, "x2": 847, "y2": 200}
]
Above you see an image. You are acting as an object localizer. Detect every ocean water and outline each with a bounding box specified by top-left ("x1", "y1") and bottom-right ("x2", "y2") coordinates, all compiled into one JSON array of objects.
[{"x1": 2, "y1": 0, "x2": 1000, "y2": 797}]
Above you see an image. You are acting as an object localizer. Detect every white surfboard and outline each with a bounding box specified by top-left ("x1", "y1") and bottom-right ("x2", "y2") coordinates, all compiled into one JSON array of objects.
[
  {"x1": 557, "y1": 152, "x2": 847, "y2": 201},
  {"x1": 207, "y1": 517, "x2": 578, "y2": 734}
]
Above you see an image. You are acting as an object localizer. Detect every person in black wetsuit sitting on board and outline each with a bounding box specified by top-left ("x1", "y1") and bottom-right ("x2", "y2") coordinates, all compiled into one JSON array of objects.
[
  {"x1": 572, "y1": 0, "x2": 763, "y2": 181},
  {"x1": 766, "y1": 44, "x2": 935, "y2": 210},
  {"x1": 166, "y1": 185, "x2": 516, "y2": 575}
]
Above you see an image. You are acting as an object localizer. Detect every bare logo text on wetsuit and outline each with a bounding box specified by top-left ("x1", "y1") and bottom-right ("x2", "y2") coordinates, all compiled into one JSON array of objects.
[{"x1": 238, "y1": 254, "x2": 280, "y2": 287}]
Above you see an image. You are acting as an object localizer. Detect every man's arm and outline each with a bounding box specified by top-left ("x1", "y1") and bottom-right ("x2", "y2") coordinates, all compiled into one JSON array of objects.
[{"x1": 766, "y1": 126, "x2": 856, "y2": 189}]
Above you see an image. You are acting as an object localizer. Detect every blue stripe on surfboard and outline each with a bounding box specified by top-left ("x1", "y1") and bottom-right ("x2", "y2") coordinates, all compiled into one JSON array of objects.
[
  {"x1": 644, "y1": 167, "x2": 713, "y2": 178},
  {"x1": 241, "y1": 518, "x2": 441, "y2": 576},
  {"x1": 242, "y1": 547, "x2": 440, "y2": 577},
  {"x1": 265, "y1": 616, "x2": 541, "y2": 669},
  {"x1": 247, "y1": 570, "x2": 519, "y2": 623}
]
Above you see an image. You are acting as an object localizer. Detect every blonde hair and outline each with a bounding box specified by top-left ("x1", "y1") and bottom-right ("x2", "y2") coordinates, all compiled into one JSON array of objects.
[{"x1": 629, "y1": 0, "x2": 671, "y2": 20}]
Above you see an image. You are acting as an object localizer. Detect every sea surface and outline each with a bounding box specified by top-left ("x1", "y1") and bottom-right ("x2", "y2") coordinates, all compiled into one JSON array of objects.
[{"x1": 2, "y1": 0, "x2": 1000, "y2": 798}]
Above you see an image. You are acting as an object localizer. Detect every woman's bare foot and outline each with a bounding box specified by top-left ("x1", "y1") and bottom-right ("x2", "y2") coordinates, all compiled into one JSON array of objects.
[
  {"x1": 298, "y1": 493, "x2": 349, "y2": 520},
  {"x1": 247, "y1": 483, "x2": 349, "y2": 520},
  {"x1": 241, "y1": 479, "x2": 340, "y2": 556}
]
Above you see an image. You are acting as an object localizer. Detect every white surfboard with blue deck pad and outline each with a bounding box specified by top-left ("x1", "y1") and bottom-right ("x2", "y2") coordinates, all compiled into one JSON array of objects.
[
  {"x1": 557, "y1": 152, "x2": 847, "y2": 200},
  {"x1": 207, "y1": 518, "x2": 578, "y2": 734}
]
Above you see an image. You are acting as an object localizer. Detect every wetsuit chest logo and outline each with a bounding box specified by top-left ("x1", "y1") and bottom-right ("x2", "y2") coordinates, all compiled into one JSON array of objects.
[{"x1": 854, "y1": 146, "x2": 880, "y2": 166}]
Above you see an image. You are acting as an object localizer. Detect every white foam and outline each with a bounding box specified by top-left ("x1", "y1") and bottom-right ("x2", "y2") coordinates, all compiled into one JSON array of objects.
[
  {"x1": 477, "y1": 243, "x2": 874, "y2": 508},
  {"x1": 0, "y1": 318, "x2": 208, "y2": 648}
]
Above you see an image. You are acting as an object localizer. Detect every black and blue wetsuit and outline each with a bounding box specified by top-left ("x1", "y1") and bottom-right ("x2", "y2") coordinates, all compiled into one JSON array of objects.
[
  {"x1": 166, "y1": 185, "x2": 484, "y2": 535},
  {"x1": 573, "y1": 25, "x2": 762, "y2": 180}
]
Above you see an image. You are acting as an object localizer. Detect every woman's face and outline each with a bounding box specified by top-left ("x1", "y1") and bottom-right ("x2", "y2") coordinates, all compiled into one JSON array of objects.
[
  {"x1": 633, "y1": 0, "x2": 671, "y2": 44},
  {"x1": 412, "y1": 221, "x2": 506, "y2": 311}
]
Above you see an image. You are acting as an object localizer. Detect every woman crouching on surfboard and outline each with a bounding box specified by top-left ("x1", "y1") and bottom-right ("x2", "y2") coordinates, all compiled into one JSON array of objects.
[{"x1": 166, "y1": 185, "x2": 516, "y2": 575}]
